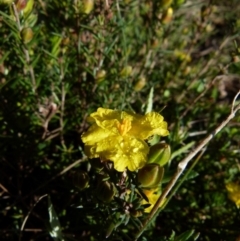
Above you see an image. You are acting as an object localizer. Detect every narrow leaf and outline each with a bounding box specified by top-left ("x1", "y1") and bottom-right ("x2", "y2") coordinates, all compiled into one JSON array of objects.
[
  {"x1": 145, "y1": 87, "x2": 154, "y2": 114},
  {"x1": 171, "y1": 141, "x2": 195, "y2": 161},
  {"x1": 174, "y1": 229, "x2": 195, "y2": 241},
  {"x1": 48, "y1": 196, "x2": 64, "y2": 241}
]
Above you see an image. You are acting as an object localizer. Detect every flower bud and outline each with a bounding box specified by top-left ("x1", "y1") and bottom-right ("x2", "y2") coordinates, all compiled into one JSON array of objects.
[
  {"x1": 137, "y1": 164, "x2": 164, "y2": 188},
  {"x1": 80, "y1": 0, "x2": 94, "y2": 14},
  {"x1": 233, "y1": 55, "x2": 240, "y2": 63},
  {"x1": 21, "y1": 27, "x2": 33, "y2": 44},
  {"x1": 147, "y1": 143, "x2": 171, "y2": 166},
  {"x1": 15, "y1": 0, "x2": 27, "y2": 11},
  {"x1": 23, "y1": 0, "x2": 34, "y2": 17},
  {"x1": 73, "y1": 171, "x2": 89, "y2": 190},
  {"x1": 120, "y1": 65, "x2": 132, "y2": 78},
  {"x1": 161, "y1": 7, "x2": 173, "y2": 24},
  {"x1": 97, "y1": 181, "x2": 115, "y2": 203},
  {"x1": 95, "y1": 69, "x2": 106, "y2": 83},
  {"x1": 134, "y1": 76, "x2": 146, "y2": 91}
]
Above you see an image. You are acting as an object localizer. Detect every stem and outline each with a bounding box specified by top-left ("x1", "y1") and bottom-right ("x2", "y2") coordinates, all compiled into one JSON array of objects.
[
  {"x1": 134, "y1": 91, "x2": 240, "y2": 240},
  {"x1": 161, "y1": 150, "x2": 205, "y2": 211},
  {"x1": 59, "y1": 59, "x2": 66, "y2": 146},
  {"x1": 12, "y1": 3, "x2": 37, "y2": 94}
]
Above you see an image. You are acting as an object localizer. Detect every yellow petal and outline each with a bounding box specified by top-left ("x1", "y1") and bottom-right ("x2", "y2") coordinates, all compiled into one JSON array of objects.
[
  {"x1": 81, "y1": 123, "x2": 113, "y2": 145},
  {"x1": 84, "y1": 135, "x2": 121, "y2": 159},
  {"x1": 131, "y1": 112, "x2": 169, "y2": 139},
  {"x1": 89, "y1": 108, "x2": 141, "y2": 136},
  {"x1": 90, "y1": 108, "x2": 122, "y2": 124},
  {"x1": 95, "y1": 136, "x2": 122, "y2": 160},
  {"x1": 142, "y1": 188, "x2": 163, "y2": 213},
  {"x1": 226, "y1": 182, "x2": 240, "y2": 208},
  {"x1": 110, "y1": 136, "x2": 149, "y2": 172}
]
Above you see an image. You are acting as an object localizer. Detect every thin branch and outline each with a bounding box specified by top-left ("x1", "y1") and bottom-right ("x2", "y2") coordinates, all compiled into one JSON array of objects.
[
  {"x1": 134, "y1": 90, "x2": 240, "y2": 240},
  {"x1": 59, "y1": 59, "x2": 66, "y2": 146},
  {"x1": 19, "y1": 194, "x2": 48, "y2": 241},
  {"x1": 161, "y1": 149, "x2": 206, "y2": 210}
]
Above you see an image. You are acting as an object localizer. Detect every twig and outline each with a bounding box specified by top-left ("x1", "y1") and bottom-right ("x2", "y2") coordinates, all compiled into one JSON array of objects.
[
  {"x1": 160, "y1": 149, "x2": 206, "y2": 211},
  {"x1": 0, "y1": 183, "x2": 9, "y2": 193},
  {"x1": 134, "y1": 90, "x2": 240, "y2": 240},
  {"x1": 59, "y1": 59, "x2": 66, "y2": 146},
  {"x1": 41, "y1": 103, "x2": 58, "y2": 139},
  {"x1": 19, "y1": 194, "x2": 48, "y2": 241}
]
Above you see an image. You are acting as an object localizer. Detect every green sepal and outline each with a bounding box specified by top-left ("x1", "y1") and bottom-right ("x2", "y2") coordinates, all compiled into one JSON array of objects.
[
  {"x1": 137, "y1": 163, "x2": 164, "y2": 188},
  {"x1": 147, "y1": 143, "x2": 171, "y2": 166}
]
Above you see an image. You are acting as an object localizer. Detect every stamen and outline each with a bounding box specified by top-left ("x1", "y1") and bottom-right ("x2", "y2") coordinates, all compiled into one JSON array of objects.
[{"x1": 117, "y1": 119, "x2": 131, "y2": 136}]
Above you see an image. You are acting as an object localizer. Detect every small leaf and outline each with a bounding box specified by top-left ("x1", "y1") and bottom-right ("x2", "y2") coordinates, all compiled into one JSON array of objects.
[
  {"x1": 171, "y1": 141, "x2": 195, "y2": 161},
  {"x1": 174, "y1": 229, "x2": 195, "y2": 241},
  {"x1": 145, "y1": 87, "x2": 154, "y2": 113},
  {"x1": 162, "y1": 170, "x2": 198, "y2": 184},
  {"x1": 187, "y1": 170, "x2": 199, "y2": 180}
]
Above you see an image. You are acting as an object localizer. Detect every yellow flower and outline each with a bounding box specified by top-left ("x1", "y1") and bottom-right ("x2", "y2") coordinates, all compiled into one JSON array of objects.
[
  {"x1": 226, "y1": 182, "x2": 240, "y2": 208},
  {"x1": 82, "y1": 108, "x2": 169, "y2": 172},
  {"x1": 142, "y1": 188, "x2": 164, "y2": 213}
]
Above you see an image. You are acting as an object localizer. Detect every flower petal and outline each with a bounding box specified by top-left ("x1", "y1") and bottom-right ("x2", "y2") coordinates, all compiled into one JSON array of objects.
[
  {"x1": 130, "y1": 112, "x2": 169, "y2": 139},
  {"x1": 226, "y1": 182, "x2": 240, "y2": 208},
  {"x1": 84, "y1": 135, "x2": 121, "y2": 159},
  {"x1": 82, "y1": 123, "x2": 113, "y2": 145},
  {"x1": 111, "y1": 136, "x2": 149, "y2": 172},
  {"x1": 142, "y1": 188, "x2": 163, "y2": 213}
]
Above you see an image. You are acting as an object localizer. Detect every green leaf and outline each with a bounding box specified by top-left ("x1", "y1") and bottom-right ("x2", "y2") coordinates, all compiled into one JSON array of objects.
[
  {"x1": 48, "y1": 196, "x2": 65, "y2": 241},
  {"x1": 31, "y1": 54, "x2": 41, "y2": 68},
  {"x1": 145, "y1": 87, "x2": 154, "y2": 113},
  {"x1": 162, "y1": 170, "x2": 198, "y2": 184},
  {"x1": 174, "y1": 229, "x2": 196, "y2": 241},
  {"x1": 0, "y1": 11, "x2": 18, "y2": 33},
  {"x1": 0, "y1": 51, "x2": 10, "y2": 65},
  {"x1": 51, "y1": 37, "x2": 62, "y2": 57},
  {"x1": 186, "y1": 170, "x2": 199, "y2": 180},
  {"x1": 171, "y1": 141, "x2": 195, "y2": 161}
]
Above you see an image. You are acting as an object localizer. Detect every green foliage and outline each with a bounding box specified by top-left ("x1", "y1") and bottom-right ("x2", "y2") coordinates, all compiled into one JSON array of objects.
[{"x1": 1, "y1": 0, "x2": 240, "y2": 240}]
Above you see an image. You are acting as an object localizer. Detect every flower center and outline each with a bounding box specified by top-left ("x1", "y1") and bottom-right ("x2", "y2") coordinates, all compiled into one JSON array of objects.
[{"x1": 117, "y1": 119, "x2": 131, "y2": 136}]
